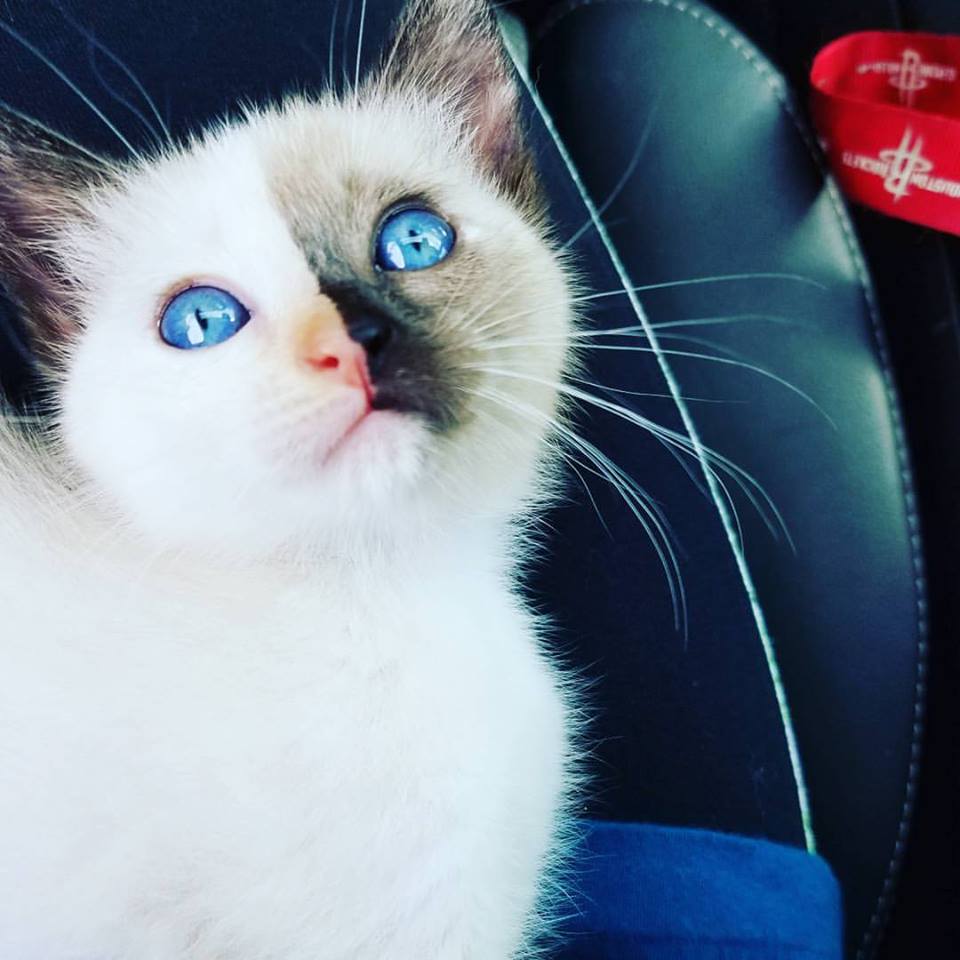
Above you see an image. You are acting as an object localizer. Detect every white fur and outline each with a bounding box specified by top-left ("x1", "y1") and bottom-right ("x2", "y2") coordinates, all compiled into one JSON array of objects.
[{"x1": 0, "y1": 85, "x2": 577, "y2": 960}]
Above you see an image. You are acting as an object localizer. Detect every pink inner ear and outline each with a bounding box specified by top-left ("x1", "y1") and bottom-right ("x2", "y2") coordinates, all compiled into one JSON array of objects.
[
  {"x1": 475, "y1": 85, "x2": 520, "y2": 160},
  {"x1": 374, "y1": 0, "x2": 541, "y2": 212},
  {"x1": 440, "y1": 42, "x2": 525, "y2": 181}
]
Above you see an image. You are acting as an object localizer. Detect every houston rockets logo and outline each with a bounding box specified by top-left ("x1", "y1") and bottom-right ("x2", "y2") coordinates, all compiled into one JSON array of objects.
[
  {"x1": 878, "y1": 128, "x2": 933, "y2": 200},
  {"x1": 811, "y1": 31, "x2": 960, "y2": 235},
  {"x1": 856, "y1": 48, "x2": 957, "y2": 106},
  {"x1": 841, "y1": 127, "x2": 960, "y2": 202}
]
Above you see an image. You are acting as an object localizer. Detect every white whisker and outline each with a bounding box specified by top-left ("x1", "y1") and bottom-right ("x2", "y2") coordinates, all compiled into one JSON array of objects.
[
  {"x1": 466, "y1": 382, "x2": 688, "y2": 636},
  {"x1": 560, "y1": 94, "x2": 661, "y2": 252},
  {"x1": 568, "y1": 343, "x2": 834, "y2": 428},
  {"x1": 86, "y1": 42, "x2": 164, "y2": 147},
  {"x1": 469, "y1": 365, "x2": 794, "y2": 549},
  {"x1": 654, "y1": 331, "x2": 752, "y2": 362},
  {"x1": 341, "y1": 0, "x2": 356, "y2": 93},
  {"x1": 591, "y1": 271, "x2": 827, "y2": 296},
  {"x1": 471, "y1": 338, "x2": 832, "y2": 428},
  {"x1": 583, "y1": 379, "x2": 776, "y2": 548},
  {"x1": 466, "y1": 289, "x2": 815, "y2": 349},
  {"x1": 51, "y1": 0, "x2": 172, "y2": 146},
  {"x1": 564, "y1": 372, "x2": 739, "y2": 405},
  {"x1": 651, "y1": 312, "x2": 797, "y2": 331},
  {"x1": 354, "y1": 0, "x2": 368, "y2": 98},
  {"x1": 0, "y1": 101, "x2": 110, "y2": 168},
  {"x1": 565, "y1": 458, "x2": 614, "y2": 539},
  {"x1": 327, "y1": 0, "x2": 342, "y2": 93},
  {"x1": 0, "y1": 17, "x2": 138, "y2": 157}
]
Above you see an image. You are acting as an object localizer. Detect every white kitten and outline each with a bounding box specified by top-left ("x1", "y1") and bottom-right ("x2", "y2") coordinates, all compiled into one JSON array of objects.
[{"x1": 0, "y1": 1, "x2": 579, "y2": 957}]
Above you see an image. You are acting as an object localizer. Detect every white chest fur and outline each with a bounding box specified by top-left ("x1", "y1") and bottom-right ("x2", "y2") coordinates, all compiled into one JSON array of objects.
[{"x1": 0, "y1": 530, "x2": 570, "y2": 960}]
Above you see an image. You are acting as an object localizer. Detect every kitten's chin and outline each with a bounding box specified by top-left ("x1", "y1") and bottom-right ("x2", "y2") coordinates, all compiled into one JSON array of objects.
[
  {"x1": 279, "y1": 408, "x2": 432, "y2": 542},
  {"x1": 322, "y1": 409, "x2": 416, "y2": 470},
  {"x1": 308, "y1": 408, "x2": 430, "y2": 502},
  {"x1": 288, "y1": 392, "x2": 419, "y2": 479}
]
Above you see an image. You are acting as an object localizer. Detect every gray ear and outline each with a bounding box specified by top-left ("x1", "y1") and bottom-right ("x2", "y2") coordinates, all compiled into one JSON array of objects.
[
  {"x1": 377, "y1": 0, "x2": 542, "y2": 216},
  {"x1": 0, "y1": 108, "x2": 110, "y2": 345}
]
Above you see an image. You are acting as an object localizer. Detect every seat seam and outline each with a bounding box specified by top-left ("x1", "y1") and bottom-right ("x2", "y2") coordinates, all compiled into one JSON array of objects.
[{"x1": 531, "y1": 2, "x2": 929, "y2": 957}]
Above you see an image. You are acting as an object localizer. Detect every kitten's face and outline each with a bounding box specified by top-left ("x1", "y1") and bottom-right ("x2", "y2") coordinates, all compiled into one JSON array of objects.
[{"x1": 0, "y1": 0, "x2": 573, "y2": 554}]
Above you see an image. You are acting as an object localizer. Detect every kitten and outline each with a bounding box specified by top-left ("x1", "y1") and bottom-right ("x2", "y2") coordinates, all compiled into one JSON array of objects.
[{"x1": 0, "y1": 1, "x2": 579, "y2": 958}]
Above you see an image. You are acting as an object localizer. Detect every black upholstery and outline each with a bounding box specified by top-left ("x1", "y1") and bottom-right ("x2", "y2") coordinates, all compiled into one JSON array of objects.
[
  {"x1": 640, "y1": 4, "x2": 960, "y2": 950},
  {"x1": 698, "y1": 5, "x2": 960, "y2": 957},
  {"x1": 527, "y1": 3, "x2": 925, "y2": 956},
  {"x1": 0, "y1": 1, "x2": 954, "y2": 958},
  {"x1": 516, "y1": 0, "x2": 957, "y2": 957}
]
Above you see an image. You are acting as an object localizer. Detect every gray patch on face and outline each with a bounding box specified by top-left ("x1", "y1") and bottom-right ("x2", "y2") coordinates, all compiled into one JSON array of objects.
[
  {"x1": 322, "y1": 275, "x2": 469, "y2": 434},
  {"x1": 282, "y1": 213, "x2": 473, "y2": 435}
]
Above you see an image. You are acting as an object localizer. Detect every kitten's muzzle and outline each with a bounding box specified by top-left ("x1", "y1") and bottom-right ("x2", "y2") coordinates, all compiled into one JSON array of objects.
[{"x1": 315, "y1": 284, "x2": 460, "y2": 432}]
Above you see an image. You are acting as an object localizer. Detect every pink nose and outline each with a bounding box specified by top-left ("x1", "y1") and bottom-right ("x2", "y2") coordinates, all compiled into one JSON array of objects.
[
  {"x1": 297, "y1": 301, "x2": 372, "y2": 401},
  {"x1": 303, "y1": 328, "x2": 371, "y2": 392}
]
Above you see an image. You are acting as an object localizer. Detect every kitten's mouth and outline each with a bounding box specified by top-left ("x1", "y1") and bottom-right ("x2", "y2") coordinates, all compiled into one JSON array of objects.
[
  {"x1": 303, "y1": 286, "x2": 459, "y2": 434},
  {"x1": 298, "y1": 292, "x2": 453, "y2": 461},
  {"x1": 317, "y1": 378, "x2": 421, "y2": 468},
  {"x1": 324, "y1": 405, "x2": 372, "y2": 462},
  {"x1": 321, "y1": 405, "x2": 414, "y2": 472}
]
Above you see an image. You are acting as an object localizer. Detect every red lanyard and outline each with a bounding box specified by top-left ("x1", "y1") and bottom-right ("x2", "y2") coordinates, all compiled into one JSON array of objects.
[{"x1": 811, "y1": 31, "x2": 960, "y2": 235}]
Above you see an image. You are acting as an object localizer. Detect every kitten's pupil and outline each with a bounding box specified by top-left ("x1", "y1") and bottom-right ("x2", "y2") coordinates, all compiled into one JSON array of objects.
[{"x1": 195, "y1": 310, "x2": 209, "y2": 332}]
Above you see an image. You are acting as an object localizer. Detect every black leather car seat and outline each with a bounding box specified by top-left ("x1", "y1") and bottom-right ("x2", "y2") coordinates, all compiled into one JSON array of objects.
[{"x1": 511, "y1": 1, "x2": 955, "y2": 957}]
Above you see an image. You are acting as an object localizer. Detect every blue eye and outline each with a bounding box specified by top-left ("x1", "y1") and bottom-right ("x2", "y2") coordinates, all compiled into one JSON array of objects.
[
  {"x1": 159, "y1": 285, "x2": 251, "y2": 350},
  {"x1": 375, "y1": 207, "x2": 455, "y2": 271}
]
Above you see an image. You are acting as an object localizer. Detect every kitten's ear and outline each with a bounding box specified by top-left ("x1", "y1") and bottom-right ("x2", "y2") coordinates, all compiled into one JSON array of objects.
[
  {"x1": 0, "y1": 109, "x2": 110, "y2": 347},
  {"x1": 377, "y1": 0, "x2": 542, "y2": 216}
]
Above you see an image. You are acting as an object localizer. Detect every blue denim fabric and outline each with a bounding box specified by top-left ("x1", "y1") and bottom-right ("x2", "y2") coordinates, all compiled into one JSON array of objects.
[{"x1": 556, "y1": 821, "x2": 842, "y2": 960}]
